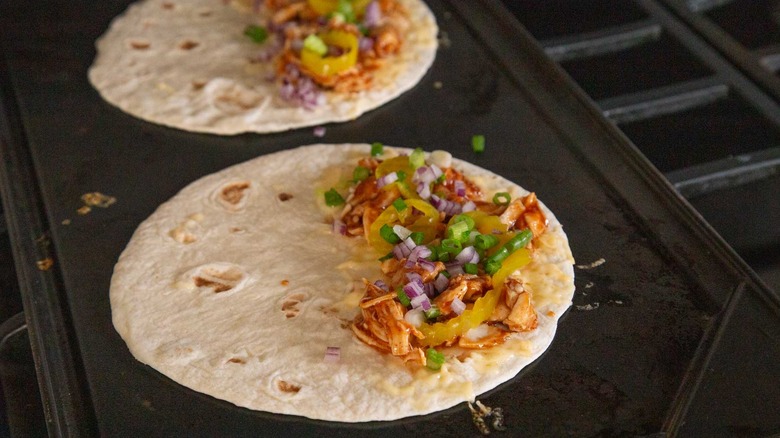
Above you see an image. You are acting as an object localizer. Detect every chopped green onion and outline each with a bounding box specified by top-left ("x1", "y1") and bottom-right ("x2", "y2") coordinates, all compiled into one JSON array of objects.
[
  {"x1": 440, "y1": 238, "x2": 462, "y2": 256},
  {"x1": 371, "y1": 142, "x2": 383, "y2": 156},
  {"x1": 409, "y1": 148, "x2": 425, "y2": 169},
  {"x1": 335, "y1": 0, "x2": 356, "y2": 22},
  {"x1": 396, "y1": 288, "x2": 411, "y2": 307},
  {"x1": 450, "y1": 214, "x2": 475, "y2": 233},
  {"x1": 483, "y1": 229, "x2": 532, "y2": 273},
  {"x1": 440, "y1": 270, "x2": 451, "y2": 278},
  {"x1": 380, "y1": 224, "x2": 400, "y2": 244},
  {"x1": 324, "y1": 188, "x2": 345, "y2": 206},
  {"x1": 492, "y1": 192, "x2": 511, "y2": 205},
  {"x1": 424, "y1": 306, "x2": 442, "y2": 319},
  {"x1": 447, "y1": 220, "x2": 470, "y2": 242},
  {"x1": 435, "y1": 174, "x2": 446, "y2": 184},
  {"x1": 244, "y1": 25, "x2": 268, "y2": 44},
  {"x1": 392, "y1": 198, "x2": 407, "y2": 212},
  {"x1": 484, "y1": 259, "x2": 502, "y2": 275},
  {"x1": 410, "y1": 232, "x2": 425, "y2": 245},
  {"x1": 378, "y1": 252, "x2": 394, "y2": 261},
  {"x1": 472, "y1": 134, "x2": 486, "y2": 153},
  {"x1": 504, "y1": 229, "x2": 533, "y2": 252},
  {"x1": 303, "y1": 34, "x2": 328, "y2": 56},
  {"x1": 426, "y1": 348, "x2": 445, "y2": 370},
  {"x1": 475, "y1": 234, "x2": 499, "y2": 250},
  {"x1": 353, "y1": 166, "x2": 370, "y2": 182},
  {"x1": 464, "y1": 262, "x2": 478, "y2": 275},
  {"x1": 396, "y1": 170, "x2": 407, "y2": 181},
  {"x1": 486, "y1": 246, "x2": 510, "y2": 264},
  {"x1": 437, "y1": 249, "x2": 451, "y2": 263}
]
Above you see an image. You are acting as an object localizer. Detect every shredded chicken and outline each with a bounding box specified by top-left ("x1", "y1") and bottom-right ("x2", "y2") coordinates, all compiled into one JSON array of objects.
[
  {"x1": 352, "y1": 280, "x2": 424, "y2": 357},
  {"x1": 433, "y1": 274, "x2": 491, "y2": 315},
  {"x1": 266, "y1": 0, "x2": 410, "y2": 93},
  {"x1": 498, "y1": 192, "x2": 548, "y2": 237}
]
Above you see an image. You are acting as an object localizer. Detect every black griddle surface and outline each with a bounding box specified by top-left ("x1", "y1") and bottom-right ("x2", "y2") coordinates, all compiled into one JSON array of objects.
[{"x1": 1, "y1": 1, "x2": 779, "y2": 436}]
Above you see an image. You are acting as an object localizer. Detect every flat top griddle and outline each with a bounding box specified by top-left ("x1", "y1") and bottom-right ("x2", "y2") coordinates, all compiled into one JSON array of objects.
[{"x1": 1, "y1": 1, "x2": 779, "y2": 436}]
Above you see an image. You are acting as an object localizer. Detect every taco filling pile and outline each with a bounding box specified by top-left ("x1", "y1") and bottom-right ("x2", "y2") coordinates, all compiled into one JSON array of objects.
[
  {"x1": 246, "y1": 0, "x2": 413, "y2": 107},
  {"x1": 88, "y1": 0, "x2": 437, "y2": 134},
  {"x1": 326, "y1": 145, "x2": 557, "y2": 369},
  {"x1": 110, "y1": 144, "x2": 574, "y2": 422}
]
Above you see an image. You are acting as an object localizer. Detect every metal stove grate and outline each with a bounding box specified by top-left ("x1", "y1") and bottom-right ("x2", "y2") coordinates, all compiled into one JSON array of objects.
[{"x1": 501, "y1": 0, "x2": 780, "y2": 293}]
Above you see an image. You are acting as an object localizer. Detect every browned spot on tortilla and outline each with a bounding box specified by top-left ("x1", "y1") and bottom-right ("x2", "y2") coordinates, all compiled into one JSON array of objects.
[
  {"x1": 130, "y1": 40, "x2": 151, "y2": 50},
  {"x1": 278, "y1": 192, "x2": 293, "y2": 201},
  {"x1": 547, "y1": 310, "x2": 556, "y2": 317},
  {"x1": 281, "y1": 293, "x2": 305, "y2": 318},
  {"x1": 192, "y1": 79, "x2": 207, "y2": 90},
  {"x1": 162, "y1": 2, "x2": 174, "y2": 9},
  {"x1": 194, "y1": 277, "x2": 233, "y2": 293},
  {"x1": 198, "y1": 10, "x2": 213, "y2": 17},
  {"x1": 193, "y1": 266, "x2": 245, "y2": 293},
  {"x1": 281, "y1": 279, "x2": 289, "y2": 286},
  {"x1": 179, "y1": 40, "x2": 199, "y2": 50},
  {"x1": 277, "y1": 380, "x2": 301, "y2": 393},
  {"x1": 227, "y1": 357, "x2": 246, "y2": 364},
  {"x1": 229, "y1": 227, "x2": 245, "y2": 233},
  {"x1": 220, "y1": 182, "x2": 250, "y2": 206},
  {"x1": 36, "y1": 258, "x2": 54, "y2": 271}
]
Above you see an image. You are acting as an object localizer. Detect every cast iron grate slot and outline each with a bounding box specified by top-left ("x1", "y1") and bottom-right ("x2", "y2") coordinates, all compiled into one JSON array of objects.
[
  {"x1": 597, "y1": 77, "x2": 729, "y2": 124},
  {"x1": 499, "y1": 0, "x2": 650, "y2": 40},
  {"x1": 541, "y1": 20, "x2": 662, "y2": 62},
  {"x1": 617, "y1": 95, "x2": 780, "y2": 173},
  {"x1": 658, "y1": 0, "x2": 780, "y2": 102}
]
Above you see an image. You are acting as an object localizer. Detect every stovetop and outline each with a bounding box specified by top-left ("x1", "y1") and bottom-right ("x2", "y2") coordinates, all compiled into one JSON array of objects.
[
  {"x1": 1, "y1": 0, "x2": 779, "y2": 435},
  {"x1": 500, "y1": 0, "x2": 780, "y2": 294}
]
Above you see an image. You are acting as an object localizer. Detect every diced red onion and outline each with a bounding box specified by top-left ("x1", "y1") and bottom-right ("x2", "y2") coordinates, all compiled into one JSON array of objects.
[
  {"x1": 404, "y1": 278, "x2": 424, "y2": 298},
  {"x1": 446, "y1": 262, "x2": 464, "y2": 276},
  {"x1": 418, "y1": 258, "x2": 437, "y2": 272},
  {"x1": 434, "y1": 273, "x2": 450, "y2": 293},
  {"x1": 413, "y1": 166, "x2": 437, "y2": 185},
  {"x1": 374, "y1": 279, "x2": 389, "y2": 291},
  {"x1": 462, "y1": 200, "x2": 476, "y2": 212},
  {"x1": 406, "y1": 245, "x2": 432, "y2": 266},
  {"x1": 403, "y1": 236, "x2": 417, "y2": 251},
  {"x1": 392, "y1": 224, "x2": 412, "y2": 240},
  {"x1": 451, "y1": 298, "x2": 466, "y2": 315},
  {"x1": 430, "y1": 164, "x2": 444, "y2": 178},
  {"x1": 358, "y1": 36, "x2": 374, "y2": 52},
  {"x1": 332, "y1": 218, "x2": 346, "y2": 235},
  {"x1": 416, "y1": 181, "x2": 431, "y2": 200},
  {"x1": 430, "y1": 194, "x2": 462, "y2": 216},
  {"x1": 404, "y1": 308, "x2": 425, "y2": 327},
  {"x1": 313, "y1": 126, "x2": 326, "y2": 137},
  {"x1": 323, "y1": 346, "x2": 341, "y2": 363},
  {"x1": 406, "y1": 272, "x2": 422, "y2": 283},
  {"x1": 393, "y1": 242, "x2": 411, "y2": 259},
  {"x1": 411, "y1": 294, "x2": 431, "y2": 311},
  {"x1": 363, "y1": 1, "x2": 382, "y2": 27},
  {"x1": 455, "y1": 246, "x2": 480, "y2": 265},
  {"x1": 454, "y1": 180, "x2": 466, "y2": 197},
  {"x1": 376, "y1": 171, "x2": 398, "y2": 188},
  {"x1": 423, "y1": 282, "x2": 435, "y2": 298}
]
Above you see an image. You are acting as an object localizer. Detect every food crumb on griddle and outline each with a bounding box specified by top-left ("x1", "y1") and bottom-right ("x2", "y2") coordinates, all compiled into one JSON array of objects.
[
  {"x1": 36, "y1": 257, "x2": 54, "y2": 271},
  {"x1": 278, "y1": 192, "x2": 293, "y2": 201},
  {"x1": 468, "y1": 400, "x2": 506, "y2": 435},
  {"x1": 576, "y1": 258, "x2": 605, "y2": 270}
]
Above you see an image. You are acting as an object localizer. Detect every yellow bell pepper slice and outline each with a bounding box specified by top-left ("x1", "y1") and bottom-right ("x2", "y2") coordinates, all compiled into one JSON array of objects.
[
  {"x1": 367, "y1": 198, "x2": 441, "y2": 255},
  {"x1": 418, "y1": 248, "x2": 532, "y2": 346},
  {"x1": 307, "y1": 0, "x2": 372, "y2": 16},
  {"x1": 300, "y1": 30, "x2": 358, "y2": 77}
]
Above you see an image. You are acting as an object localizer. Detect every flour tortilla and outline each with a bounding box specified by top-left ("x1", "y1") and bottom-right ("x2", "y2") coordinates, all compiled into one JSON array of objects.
[
  {"x1": 88, "y1": 0, "x2": 438, "y2": 135},
  {"x1": 110, "y1": 144, "x2": 575, "y2": 421}
]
